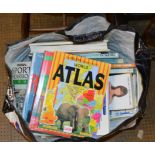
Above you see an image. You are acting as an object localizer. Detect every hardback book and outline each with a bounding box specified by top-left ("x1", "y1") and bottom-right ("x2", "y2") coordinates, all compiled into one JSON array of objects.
[
  {"x1": 108, "y1": 74, "x2": 134, "y2": 111},
  {"x1": 30, "y1": 40, "x2": 110, "y2": 54},
  {"x1": 11, "y1": 62, "x2": 31, "y2": 115},
  {"x1": 110, "y1": 68, "x2": 134, "y2": 74},
  {"x1": 30, "y1": 41, "x2": 73, "y2": 46},
  {"x1": 22, "y1": 53, "x2": 43, "y2": 123},
  {"x1": 38, "y1": 51, "x2": 111, "y2": 138},
  {"x1": 76, "y1": 52, "x2": 119, "y2": 59},
  {"x1": 93, "y1": 58, "x2": 124, "y2": 64},
  {"x1": 29, "y1": 51, "x2": 54, "y2": 130}
]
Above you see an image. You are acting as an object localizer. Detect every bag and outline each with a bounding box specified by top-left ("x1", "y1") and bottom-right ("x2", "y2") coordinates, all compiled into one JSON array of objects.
[{"x1": 2, "y1": 14, "x2": 151, "y2": 142}]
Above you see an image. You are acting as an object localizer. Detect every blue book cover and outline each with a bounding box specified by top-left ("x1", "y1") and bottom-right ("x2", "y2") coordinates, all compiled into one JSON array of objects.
[{"x1": 22, "y1": 53, "x2": 43, "y2": 123}]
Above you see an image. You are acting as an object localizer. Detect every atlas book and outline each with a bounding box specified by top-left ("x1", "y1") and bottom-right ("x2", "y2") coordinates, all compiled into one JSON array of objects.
[
  {"x1": 36, "y1": 51, "x2": 111, "y2": 138},
  {"x1": 11, "y1": 61, "x2": 31, "y2": 115},
  {"x1": 22, "y1": 53, "x2": 43, "y2": 123}
]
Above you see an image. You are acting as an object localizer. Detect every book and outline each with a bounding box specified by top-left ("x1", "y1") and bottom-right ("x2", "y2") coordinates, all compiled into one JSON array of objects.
[
  {"x1": 30, "y1": 41, "x2": 73, "y2": 46},
  {"x1": 30, "y1": 40, "x2": 110, "y2": 54},
  {"x1": 110, "y1": 108, "x2": 138, "y2": 119},
  {"x1": 76, "y1": 52, "x2": 119, "y2": 59},
  {"x1": 38, "y1": 51, "x2": 111, "y2": 138},
  {"x1": 110, "y1": 68, "x2": 134, "y2": 74},
  {"x1": 94, "y1": 58, "x2": 124, "y2": 64},
  {"x1": 108, "y1": 74, "x2": 134, "y2": 111},
  {"x1": 111, "y1": 63, "x2": 136, "y2": 69},
  {"x1": 96, "y1": 84, "x2": 110, "y2": 136},
  {"x1": 22, "y1": 53, "x2": 43, "y2": 123},
  {"x1": 11, "y1": 62, "x2": 31, "y2": 115},
  {"x1": 29, "y1": 51, "x2": 54, "y2": 130}
]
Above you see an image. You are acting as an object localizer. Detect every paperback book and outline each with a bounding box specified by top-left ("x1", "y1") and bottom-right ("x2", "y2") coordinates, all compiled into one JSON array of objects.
[{"x1": 11, "y1": 62, "x2": 31, "y2": 115}]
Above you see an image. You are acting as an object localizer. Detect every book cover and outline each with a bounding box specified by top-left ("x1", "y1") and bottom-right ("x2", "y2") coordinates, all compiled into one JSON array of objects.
[
  {"x1": 11, "y1": 62, "x2": 31, "y2": 115},
  {"x1": 109, "y1": 74, "x2": 134, "y2": 111},
  {"x1": 39, "y1": 51, "x2": 111, "y2": 138},
  {"x1": 22, "y1": 53, "x2": 43, "y2": 123},
  {"x1": 29, "y1": 51, "x2": 54, "y2": 129}
]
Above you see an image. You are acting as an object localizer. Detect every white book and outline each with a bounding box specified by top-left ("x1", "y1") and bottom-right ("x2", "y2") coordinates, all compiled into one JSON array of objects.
[
  {"x1": 97, "y1": 85, "x2": 109, "y2": 136},
  {"x1": 29, "y1": 40, "x2": 110, "y2": 54},
  {"x1": 109, "y1": 74, "x2": 134, "y2": 111},
  {"x1": 30, "y1": 41, "x2": 73, "y2": 46}
]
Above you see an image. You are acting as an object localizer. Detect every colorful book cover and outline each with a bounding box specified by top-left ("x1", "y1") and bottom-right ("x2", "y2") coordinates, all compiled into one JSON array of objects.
[
  {"x1": 11, "y1": 62, "x2": 31, "y2": 115},
  {"x1": 22, "y1": 53, "x2": 43, "y2": 123},
  {"x1": 38, "y1": 51, "x2": 111, "y2": 138},
  {"x1": 29, "y1": 51, "x2": 54, "y2": 129}
]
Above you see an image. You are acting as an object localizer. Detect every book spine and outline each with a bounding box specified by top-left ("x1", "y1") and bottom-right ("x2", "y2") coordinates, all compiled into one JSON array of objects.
[
  {"x1": 94, "y1": 58, "x2": 124, "y2": 64},
  {"x1": 76, "y1": 52, "x2": 119, "y2": 59},
  {"x1": 22, "y1": 53, "x2": 43, "y2": 123},
  {"x1": 110, "y1": 68, "x2": 134, "y2": 74},
  {"x1": 111, "y1": 63, "x2": 136, "y2": 68}
]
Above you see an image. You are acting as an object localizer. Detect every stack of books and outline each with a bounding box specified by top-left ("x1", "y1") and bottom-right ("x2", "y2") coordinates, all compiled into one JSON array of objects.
[{"x1": 11, "y1": 40, "x2": 142, "y2": 139}]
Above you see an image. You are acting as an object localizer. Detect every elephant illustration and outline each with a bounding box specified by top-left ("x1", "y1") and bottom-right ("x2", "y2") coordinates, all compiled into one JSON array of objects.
[{"x1": 56, "y1": 103, "x2": 90, "y2": 133}]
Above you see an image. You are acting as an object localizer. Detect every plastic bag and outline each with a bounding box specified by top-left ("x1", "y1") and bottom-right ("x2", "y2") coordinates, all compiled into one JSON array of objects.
[{"x1": 3, "y1": 14, "x2": 151, "y2": 141}]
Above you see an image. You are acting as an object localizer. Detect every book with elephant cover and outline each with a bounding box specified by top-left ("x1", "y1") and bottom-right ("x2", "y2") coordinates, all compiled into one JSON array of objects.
[{"x1": 38, "y1": 51, "x2": 111, "y2": 138}]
